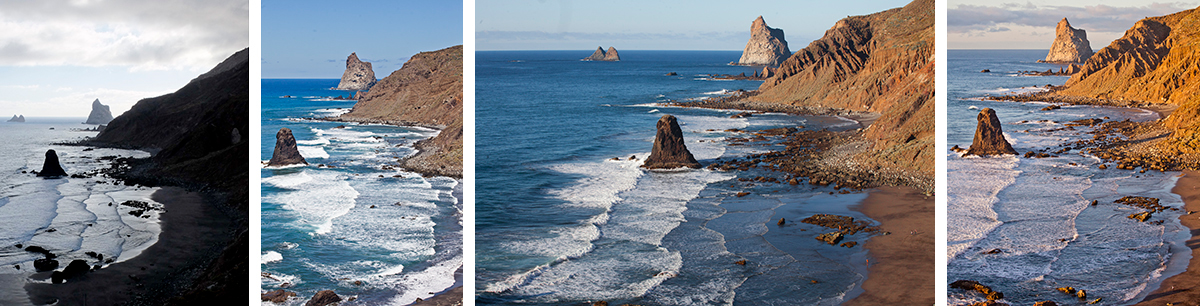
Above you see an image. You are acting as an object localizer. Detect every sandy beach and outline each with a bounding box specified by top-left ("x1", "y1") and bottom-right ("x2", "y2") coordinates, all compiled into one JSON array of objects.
[
  {"x1": 844, "y1": 186, "x2": 935, "y2": 305},
  {"x1": 1135, "y1": 170, "x2": 1200, "y2": 306},
  {"x1": 25, "y1": 187, "x2": 236, "y2": 305}
]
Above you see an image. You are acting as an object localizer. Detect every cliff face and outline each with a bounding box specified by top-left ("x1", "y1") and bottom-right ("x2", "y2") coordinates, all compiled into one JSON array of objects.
[
  {"x1": 337, "y1": 45, "x2": 463, "y2": 177},
  {"x1": 1044, "y1": 18, "x2": 1094, "y2": 63},
  {"x1": 582, "y1": 46, "x2": 620, "y2": 61},
  {"x1": 86, "y1": 99, "x2": 114, "y2": 125},
  {"x1": 737, "y1": 16, "x2": 791, "y2": 66},
  {"x1": 748, "y1": 0, "x2": 934, "y2": 179},
  {"x1": 335, "y1": 52, "x2": 377, "y2": 91}
]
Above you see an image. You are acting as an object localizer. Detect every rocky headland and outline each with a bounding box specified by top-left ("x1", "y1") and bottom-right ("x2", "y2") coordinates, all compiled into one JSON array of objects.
[
  {"x1": 642, "y1": 114, "x2": 702, "y2": 169},
  {"x1": 964, "y1": 108, "x2": 1017, "y2": 156},
  {"x1": 331, "y1": 45, "x2": 463, "y2": 178},
  {"x1": 582, "y1": 46, "x2": 621, "y2": 61},
  {"x1": 268, "y1": 127, "x2": 308, "y2": 167},
  {"x1": 335, "y1": 52, "x2": 377, "y2": 91},
  {"x1": 735, "y1": 16, "x2": 791, "y2": 66},
  {"x1": 85, "y1": 99, "x2": 114, "y2": 125},
  {"x1": 8, "y1": 115, "x2": 25, "y2": 122},
  {"x1": 1041, "y1": 18, "x2": 1094, "y2": 63}
]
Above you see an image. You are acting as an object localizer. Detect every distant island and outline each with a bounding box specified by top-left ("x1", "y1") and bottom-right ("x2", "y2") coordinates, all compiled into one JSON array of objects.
[{"x1": 582, "y1": 46, "x2": 620, "y2": 61}]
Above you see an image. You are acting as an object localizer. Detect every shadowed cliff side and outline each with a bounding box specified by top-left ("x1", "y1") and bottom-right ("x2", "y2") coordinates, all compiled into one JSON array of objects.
[
  {"x1": 743, "y1": 0, "x2": 934, "y2": 187},
  {"x1": 335, "y1": 45, "x2": 463, "y2": 178}
]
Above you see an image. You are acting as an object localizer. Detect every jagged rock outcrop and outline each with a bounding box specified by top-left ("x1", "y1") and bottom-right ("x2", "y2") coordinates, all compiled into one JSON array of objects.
[
  {"x1": 37, "y1": 149, "x2": 68, "y2": 177},
  {"x1": 1043, "y1": 18, "x2": 1094, "y2": 63},
  {"x1": 305, "y1": 290, "x2": 342, "y2": 306},
  {"x1": 747, "y1": 0, "x2": 934, "y2": 182},
  {"x1": 8, "y1": 115, "x2": 25, "y2": 122},
  {"x1": 267, "y1": 128, "x2": 307, "y2": 167},
  {"x1": 85, "y1": 99, "x2": 114, "y2": 125},
  {"x1": 966, "y1": 108, "x2": 1017, "y2": 156},
  {"x1": 336, "y1": 45, "x2": 462, "y2": 178},
  {"x1": 641, "y1": 114, "x2": 702, "y2": 169},
  {"x1": 335, "y1": 53, "x2": 376, "y2": 91},
  {"x1": 737, "y1": 16, "x2": 791, "y2": 66},
  {"x1": 582, "y1": 46, "x2": 620, "y2": 61}
]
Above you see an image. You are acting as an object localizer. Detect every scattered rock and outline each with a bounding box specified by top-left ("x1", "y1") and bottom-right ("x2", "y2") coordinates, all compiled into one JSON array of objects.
[
  {"x1": 51, "y1": 260, "x2": 91, "y2": 284},
  {"x1": 777, "y1": 218, "x2": 785, "y2": 226},
  {"x1": 34, "y1": 258, "x2": 59, "y2": 272},
  {"x1": 840, "y1": 241, "x2": 857, "y2": 248},
  {"x1": 950, "y1": 280, "x2": 1004, "y2": 300},
  {"x1": 304, "y1": 290, "x2": 342, "y2": 306},
  {"x1": 981, "y1": 69, "x2": 990, "y2": 73},
  {"x1": 815, "y1": 231, "x2": 844, "y2": 245},
  {"x1": 1128, "y1": 211, "x2": 1152, "y2": 222},
  {"x1": 262, "y1": 289, "x2": 297, "y2": 303},
  {"x1": 735, "y1": 260, "x2": 746, "y2": 265}
]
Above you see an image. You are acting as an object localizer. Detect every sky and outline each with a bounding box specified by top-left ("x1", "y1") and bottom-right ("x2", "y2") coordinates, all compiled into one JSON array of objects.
[
  {"x1": 0, "y1": 0, "x2": 249, "y2": 118},
  {"x1": 262, "y1": 0, "x2": 463, "y2": 78},
  {"x1": 476, "y1": 0, "x2": 916, "y2": 51},
  {"x1": 949, "y1": 0, "x2": 1200, "y2": 49}
]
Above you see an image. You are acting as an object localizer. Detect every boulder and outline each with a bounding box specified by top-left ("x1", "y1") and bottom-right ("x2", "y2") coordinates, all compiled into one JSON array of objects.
[
  {"x1": 1044, "y1": 18, "x2": 1094, "y2": 63},
  {"x1": 7, "y1": 115, "x2": 25, "y2": 122},
  {"x1": 641, "y1": 115, "x2": 702, "y2": 169},
  {"x1": 582, "y1": 46, "x2": 621, "y2": 61},
  {"x1": 335, "y1": 52, "x2": 377, "y2": 91},
  {"x1": 965, "y1": 108, "x2": 1018, "y2": 156},
  {"x1": 267, "y1": 128, "x2": 308, "y2": 167},
  {"x1": 51, "y1": 260, "x2": 91, "y2": 284},
  {"x1": 305, "y1": 290, "x2": 342, "y2": 306},
  {"x1": 737, "y1": 16, "x2": 791, "y2": 66},
  {"x1": 33, "y1": 258, "x2": 58, "y2": 272},
  {"x1": 816, "y1": 231, "x2": 844, "y2": 245},
  {"x1": 37, "y1": 149, "x2": 68, "y2": 177},
  {"x1": 262, "y1": 289, "x2": 297, "y2": 303},
  {"x1": 950, "y1": 280, "x2": 1004, "y2": 301},
  {"x1": 85, "y1": 99, "x2": 114, "y2": 125}
]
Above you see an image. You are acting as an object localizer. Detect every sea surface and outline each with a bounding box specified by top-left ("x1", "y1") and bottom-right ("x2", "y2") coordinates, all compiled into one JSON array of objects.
[
  {"x1": 0, "y1": 118, "x2": 162, "y2": 306},
  {"x1": 476, "y1": 50, "x2": 877, "y2": 305},
  {"x1": 946, "y1": 50, "x2": 1189, "y2": 305},
  {"x1": 260, "y1": 79, "x2": 463, "y2": 305}
]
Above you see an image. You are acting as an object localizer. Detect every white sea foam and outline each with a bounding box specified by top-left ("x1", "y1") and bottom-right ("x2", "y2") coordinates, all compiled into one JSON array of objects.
[
  {"x1": 261, "y1": 251, "x2": 282, "y2": 264},
  {"x1": 262, "y1": 170, "x2": 358, "y2": 235},
  {"x1": 946, "y1": 155, "x2": 1018, "y2": 259},
  {"x1": 296, "y1": 146, "x2": 329, "y2": 159}
]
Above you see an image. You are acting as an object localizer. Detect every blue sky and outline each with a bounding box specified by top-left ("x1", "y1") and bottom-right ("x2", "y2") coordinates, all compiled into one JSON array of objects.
[
  {"x1": 262, "y1": 0, "x2": 463, "y2": 78},
  {"x1": 949, "y1": 0, "x2": 1200, "y2": 49},
  {"x1": 0, "y1": 0, "x2": 248, "y2": 118},
  {"x1": 476, "y1": 0, "x2": 916, "y2": 51}
]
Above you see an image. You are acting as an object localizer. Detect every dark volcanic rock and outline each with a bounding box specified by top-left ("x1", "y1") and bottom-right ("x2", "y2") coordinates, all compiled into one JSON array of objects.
[
  {"x1": 51, "y1": 260, "x2": 91, "y2": 284},
  {"x1": 85, "y1": 99, "x2": 114, "y2": 125},
  {"x1": 304, "y1": 290, "x2": 342, "y2": 306},
  {"x1": 965, "y1": 108, "x2": 1017, "y2": 156},
  {"x1": 261, "y1": 289, "x2": 297, "y2": 303},
  {"x1": 37, "y1": 149, "x2": 68, "y2": 177},
  {"x1": 335, "y1": 52, "x2": 377, "y2": 91},
  {"x1": 950, "y1": 280, "x2": 1004, "y2": 300},
  {"x1": 641, "y1": 115, "x2": 701, "y2": 169},
  {"x1": 33, "y1": 258, "x2": 58, "y2": 272},
  {"x1": 267, "y1": 128, "x2": 307, "y2": 167}
]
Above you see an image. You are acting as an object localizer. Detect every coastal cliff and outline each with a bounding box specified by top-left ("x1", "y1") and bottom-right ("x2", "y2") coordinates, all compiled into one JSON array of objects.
[
  {"x1": 746, "y1": 0, "x2": 934, "y2": 187},
  {"x1": 335, "y1": 45, "x2": 463, "y2": 178},
  {"x1": 1043, "y1": 18, "x2": 1094, "y2": 63},
  {"x1": 736, "y1": 16, "x2": 791, "y2": 66},
  {"x1": 335, "y1": 52, "x2": 377, "y2": 91}
]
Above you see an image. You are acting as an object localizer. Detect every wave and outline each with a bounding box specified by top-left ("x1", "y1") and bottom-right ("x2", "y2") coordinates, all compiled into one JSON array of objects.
[
  {"x1": 262, "y1": 170, "x2": 358, "y2": 235},
  {"x1": 261, "y1": 251, "x2": 282, "y2": 264}
]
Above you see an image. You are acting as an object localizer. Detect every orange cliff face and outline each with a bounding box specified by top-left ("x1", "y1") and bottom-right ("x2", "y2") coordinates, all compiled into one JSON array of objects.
[{"x1": 747, "y1": 0, "x2": 934, "y2": 179}]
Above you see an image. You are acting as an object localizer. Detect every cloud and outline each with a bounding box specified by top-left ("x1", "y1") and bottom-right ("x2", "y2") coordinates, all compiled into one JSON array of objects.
[
  {"x1": 948, "y1": 2, "x2": 1196, "y2": 34},
  {"x1": 0, "y1": 0, "x2": 248, "y2": 71}
]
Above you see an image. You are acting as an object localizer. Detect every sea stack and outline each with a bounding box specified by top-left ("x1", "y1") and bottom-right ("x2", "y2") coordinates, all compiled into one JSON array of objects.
[
  {"x1": 335, "y1": 52, "x2": 376, "y2": 91},
  {"x1": 267, "y1": 128, "x2": 307, "y2": 167},
  {"x1": 85, "y1": 99, "x2": 114, "y2": 125},
  {"x1": 37, "y1": 149, "x2": 68, "y2": 177},
  {"x1": 1043, "y1": 18, "x2": 1094, "y2": 63},
  {"x1": 582, "y1": 46, "x2": 620, "y2": 61},
  {"x1": 737, "y1": 16, "x2": 791, "y2": 66},
  {"x1": 7, "y1": 115, "x2": 25, "y2": 122},
  {"x1": 965, "y1": 108, "x2": 1018, "y2": 156},
  {"x1": 641, "y1": 114, "x2": 702, "y2": 169}
]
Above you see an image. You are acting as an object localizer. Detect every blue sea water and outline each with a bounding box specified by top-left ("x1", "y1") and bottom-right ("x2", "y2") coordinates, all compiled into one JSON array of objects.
[
  {"x1": 476, "y1": 50, "x2": 879, "y2": 305},
  {"x1": 259, "y1": 79, "x2": 463, "y2": 305},
  {"x1": 946, "y1": 50, "x2": 1189, "y2": 305}
]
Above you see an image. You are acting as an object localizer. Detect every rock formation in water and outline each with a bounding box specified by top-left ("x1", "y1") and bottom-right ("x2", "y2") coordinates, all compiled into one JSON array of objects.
[
  {"x1": 642, "y1": 114, "x2": 702, "y2": 169},
  {"x1": 335, "y1": 52, "x2": 377, "y2": 91},
  {"x1": 336, "y1": 45, "x2": 463, "y2": 178},
  {"x1": 50, "y1": 260, "x2": 90, "y2": 284},
  {"x1": 582, "y1": 46, "x2": 621, "y2": 61},
  {"x1": 748, "y1": 0, "x2": 934, "y2": 184},
  {"x1": 965, "y1": 108, "x2": 1017, "y2": 156},
  {"x1": 37, "y1": 149, "x2": 68, "y2": 177},
  {"x1": 8, "y1": 115, "x2": 25, "y2": 122},
  {"x1": 1043, "y1": 18, "x2": 1094, "y2": 63},
  {"x1": 85, "y1": 99, "x2": 114, "y2": 125},
  {"x1": 268, "y1": 128, "x2": 307, "y2": 167},
  {"x1": 305, "y1": 290, "x2": 342, "y2": 306},
  {"x1": 737, "y1": 16, "x2": 791, "y2": 66}
]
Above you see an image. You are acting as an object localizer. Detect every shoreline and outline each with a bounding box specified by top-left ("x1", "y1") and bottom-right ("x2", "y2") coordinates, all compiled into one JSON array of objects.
[
  {"x1": 843, "y1": 186, "x2": 935, "y2": 305},
  {"x1": 1135, "y1": 170, "x2": 1200, "y2": 305},
  {"x1": 311, "y1": 116, "x2": 463, "y2": 178},
  {"x1": 25, "y1": 187, "x2": 234, "y2": 305}
]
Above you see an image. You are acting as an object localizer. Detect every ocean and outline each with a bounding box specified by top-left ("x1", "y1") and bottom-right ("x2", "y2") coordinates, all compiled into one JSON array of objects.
[
  {"x1": 946, "y1": 50, "x2": 1189, "y2": 305},
  {"x1": 0, "y1": 118, "x2": 163, "y2": 305},
  {"x1": 476, "y1": 50, "x2": 877, "y2": 305},
  {"x1": 259, "y1": 79, "x2": 463, "y2": 305}
]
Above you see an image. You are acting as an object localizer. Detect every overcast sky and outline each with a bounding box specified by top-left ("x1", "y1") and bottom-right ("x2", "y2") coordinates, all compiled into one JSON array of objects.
[
  {"x1": 261, "y1": 0, "x2": 463, "y2": 78},
  {"x1": 476, "y1": 0, "x2": 915, "y2": 51},
  {"x1": 0, "y1": 0, "x2": 249, "y2": 118},
  {"x1": 949, "y1": 0, "x2": 1199, "y2": 49}
]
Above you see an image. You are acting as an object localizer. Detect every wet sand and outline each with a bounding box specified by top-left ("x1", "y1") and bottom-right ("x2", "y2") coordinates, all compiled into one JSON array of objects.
[
  {"x1": 844, "y1": 186, "x2": 935, "y2": 305},
  {"x1": 1135, "y1": 170, "x2": 1200, "y2": 306},
  {"x1": 25, "y1": 187, "x2": 235, "y2": 305}
]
